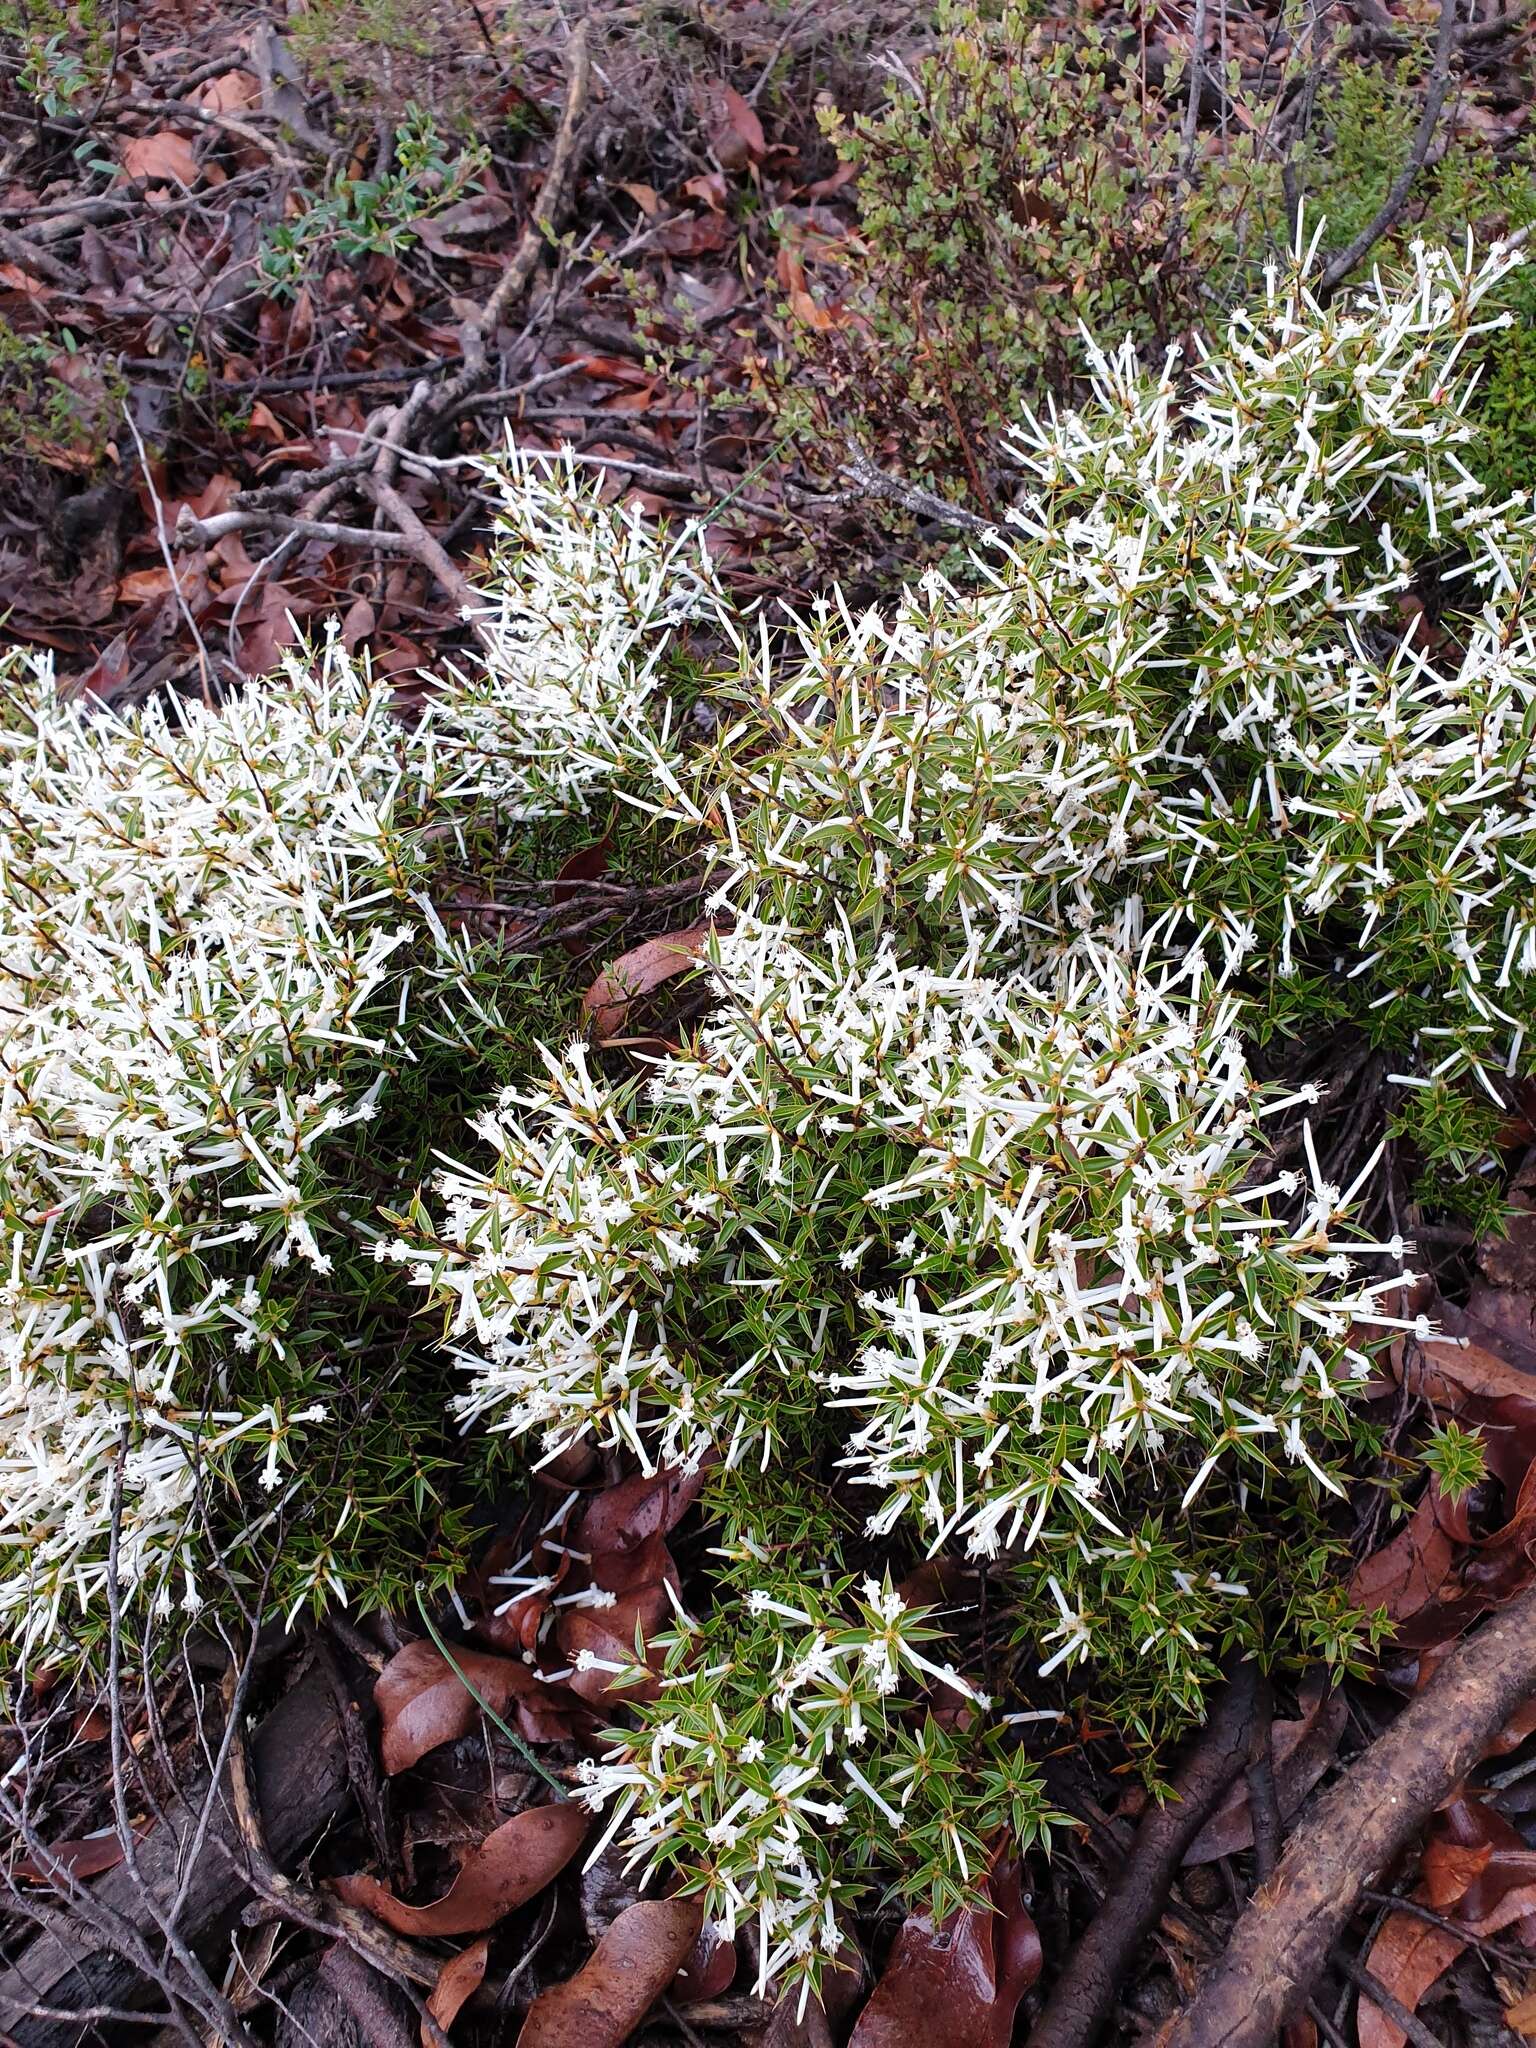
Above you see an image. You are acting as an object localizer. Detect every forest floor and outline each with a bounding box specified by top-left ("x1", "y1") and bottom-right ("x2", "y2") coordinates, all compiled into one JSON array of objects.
[{"x1": 6, "y1": 4, "x2": 1536, "y2": 2048}]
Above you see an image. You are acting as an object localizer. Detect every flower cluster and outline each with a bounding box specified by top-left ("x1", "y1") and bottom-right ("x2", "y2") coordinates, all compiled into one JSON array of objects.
[
  {"x1": 0, "y1": 457, "x2": 712, "y2": 1662},
  {"x1": 577, "y1": 1573, "x2": 1058, "y2": 2000},
  {"x1": 398, "y1": 918, "x2": 1406, "y2": 1690},
  {"x1": 693, "y1": 237, "x2": 1536, "y2": 1099},
  {"x1": 11, "y1": 233, "x2": 1536, "y2": 1992}
]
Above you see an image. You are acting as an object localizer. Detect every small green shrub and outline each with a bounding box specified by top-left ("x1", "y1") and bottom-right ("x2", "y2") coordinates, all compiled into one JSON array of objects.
[
  {"x1": 1, "y1": 0, "x2": 110, "y2": 114},
  {"x1": 781, "y1": 0, "x2": 1536, "y2": 512},
  {"x1": 778, "y1": 0, "x2": 1279, "y2": 505},
  {"x1": 0, "y1": 321, "x2": 126, "y2": 473},
  {"x1": 258, "y1": 106, "x2": 489, "y2": 297}
]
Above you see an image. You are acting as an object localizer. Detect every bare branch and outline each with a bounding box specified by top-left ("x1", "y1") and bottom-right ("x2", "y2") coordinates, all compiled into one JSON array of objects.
[
  {"x1": 1317, "y1": 0, "x2": 1462, "y2": 298},
  {"x1": 1166, "y1": 1575, "x2": 1536, "y2": 2048},
  {"x1": 838, "y1": 447, "x2": 997, "y2": 535}
]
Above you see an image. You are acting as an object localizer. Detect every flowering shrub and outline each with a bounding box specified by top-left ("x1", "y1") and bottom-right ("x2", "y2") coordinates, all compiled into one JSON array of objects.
[
  {"x1": 0, "y1": 454, "x2": 711, "y2": 1661},
  {"x1": 391, "y1": 236, "x2": 1536, "y2": 1972},
  {"x1": 9, "y1": 236, "x2": 1536, "y2": 1993},
  {"x1": 577, "y1": 1574, "x2": 1058, "y2": 1996}
]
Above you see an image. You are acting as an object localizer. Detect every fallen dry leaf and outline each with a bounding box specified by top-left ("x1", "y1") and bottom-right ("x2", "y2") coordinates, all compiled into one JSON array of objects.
[
  {"x1": 1361, "y1": 1793, "x2": 1536, "y2": 2048},
  {"x1": 516, "y1": 1894, "x2": 704, "y2": 2048},
  {"x1": 1429, "y1": 1795, "x2": 1536, "y2": 1938},
  {"x1": 471, "y1": 1522, "x2": 574, "y2": 1658},
  {"x1": 582, "y1": 924, "x2": 713, "y2": 1040},
  {"x1": 672, "y1": 1921, "x2": 736, "y2": 2003},
  {"x1": 14, "y1": 1829, "x2": 137, "y2": 1884},
  {"x1": 576, "y1": 1463, "x2": 707, "y2": 1558},
  {"x1": 707, "y1": 83, "x2": 767, "y2": 170},
  {"x1": 341, "y1": 596, "x2": 376, "y2": 653},
  {"x1": 1358, "y1": 1912, "x2": 1466, "y2": 2048},
  {"x1": 337, "y1": 1802, "x2": 588, "y2": 1937},
  {"x1": 120, "y1": 130, "x2": 200, "y2": 188},
  {"x1": 556, "y1": 1610, "x2": 661, "y2": 1707},
  {"x1": 425, "y1": 1936, "x2": 490, "y2": 2044},
  {"x1": 376, "y1": 1638, "x2": 574, "y2": 1775},
  {"x1": 1348, "y1": 1482, "x2": 1469, "y2": 1631},
  {"x1": 196, "y1": 70, "x2": 259, "y2": 113},
  {"x1": 848, "y1": 1860, "x2": 1042, "y2": 2048}
]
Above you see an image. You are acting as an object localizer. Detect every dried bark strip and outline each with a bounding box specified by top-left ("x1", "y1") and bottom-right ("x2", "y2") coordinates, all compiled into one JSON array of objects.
[{"x1": 1167, "y1": 1577, "x2": 1536, "y2": 2048}]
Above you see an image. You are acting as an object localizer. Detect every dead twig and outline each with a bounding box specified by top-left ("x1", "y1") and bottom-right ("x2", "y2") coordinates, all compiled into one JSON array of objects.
[
  {"x1": 1317, "y1": 0, "x2": 1462, "y2": 298},
  {"x1": 837, "y1": 447, "x2": 996, "y2": 536},
  {"x1": 0, "y1": 225, "x2": 74, "y2": 286},
  {"x1": 429, "y1": 22, "x2": 592, "y2": 427},
  {"x1": 1027, "y1": 1660, "x2": 1260, "y2": 2048},
  {"x1": 1245, "y1": 1678, "x2": 1282, "y2": 1887},
  {"x1": 165, "y1": 26, "x2": 592, "y2": 632},
  {"x1": 1165, "y1": 1576, "x2": 1536, "y2": 2048}
]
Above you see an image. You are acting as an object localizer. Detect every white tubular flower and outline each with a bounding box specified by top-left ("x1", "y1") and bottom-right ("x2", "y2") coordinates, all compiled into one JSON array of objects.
[{"x1": 0, "y1": 449, "x2": 704, "y2": 1660}]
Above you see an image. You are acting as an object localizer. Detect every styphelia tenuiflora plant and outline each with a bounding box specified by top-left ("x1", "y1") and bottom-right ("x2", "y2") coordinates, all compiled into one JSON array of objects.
[{"x1": 4, "y1": 235, "x2": 1534, "y2": 1991}]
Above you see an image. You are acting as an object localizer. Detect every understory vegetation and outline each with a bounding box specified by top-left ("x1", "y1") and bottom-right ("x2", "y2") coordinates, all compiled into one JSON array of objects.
[
  {"x1": 8, "y1": 1, "x2": 1536, "y2": 2039},
  {"x1": 6, "y1": 231, "x2": 1536, "y2": 1989}
]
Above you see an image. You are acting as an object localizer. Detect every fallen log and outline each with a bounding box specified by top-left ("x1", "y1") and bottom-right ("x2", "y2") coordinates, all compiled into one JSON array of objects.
[
  {"x1": 0, "y1": 1668, "x2": 349, "y2": 2046},
  {"x1": 1166, "y1": 1575, "x2": 1536, "y2": 2048}
]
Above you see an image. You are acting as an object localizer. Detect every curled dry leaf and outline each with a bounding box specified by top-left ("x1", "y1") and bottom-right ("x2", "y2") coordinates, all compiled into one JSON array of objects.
[
  {"x1": 516, "y1": 1894, "x2": 705, "y2": 2048},
  {"x1": 672, "y1": 1921, "x2": 737, "y2": 2004},
  {"x1": 376, "y1": 1638, "x2": 574, "y2": 1775},
  {"x1": 848, "y1": 1859, "x2": 1042, "y2": 2048},
  {"x1": 336, "y1": 1802, "x2": 589, "y2": 1938},
  {"x1": 1353, "y1": 1312, "x2": 1536, "y2": 1648},
  {"x1": 582, "y1": 924, "x2": 714, "y2": 1041},
  {"x1": 1348, "y1": 1482, "x2": 1470, "y2": 1635},
  {"x1": 707, "y1": 83, "x2": 767, "y2": 170},
  {"x1": 1360, "y1": 1793, "x2": 1536, "y2": 2048},
  {"x1": 13, "y1": 1829, "x2": 137, "y2": 1884},
  {"x1": 120, "y1": 130, "x2": 201, "y2": 188},
  {"x1": 555, "y1": 1527, "x2": 681, "y2": 1702},
  {"x1": 575, "y1": 1463, "x2": 706, "y2": 1558},
  {"x1": 1358, "y1": 1914, "x2": 1467, "y2": 2048},
  {"x1": 1427, "y1": 1795, "x2": 1536, "y2": 1938},
  {"x1": 1399, "y1": 1323, "x2": 1536, "y2": 1486},
  {"x1": 470, "y1": 1524, "x2": 574, "y2": 1659},
  {"x1": 425, "y1": 1936, "x2": 489, "y2": 2045}
]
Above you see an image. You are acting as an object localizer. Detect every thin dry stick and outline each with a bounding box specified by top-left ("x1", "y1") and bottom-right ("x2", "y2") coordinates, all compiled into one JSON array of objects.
[
  {"x1": 1317, "y1": 0, "x2": 1461, "y2": 298},
  {"x1": 169, "y1": 27, "x2": 592, "y2": 626},
  {"x1": 429, "y1": 21, "x2": 592, "y2": 424},
  {"x1": 1179, "y1": 0, "x2": 1213, "y2": 184},
  {"x1": 1335, "y1": 1953, "x2": 1445, "y2": 2048},
  {"x1": 838, "y1": 447, "x2": 996, "y2": 535}
]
